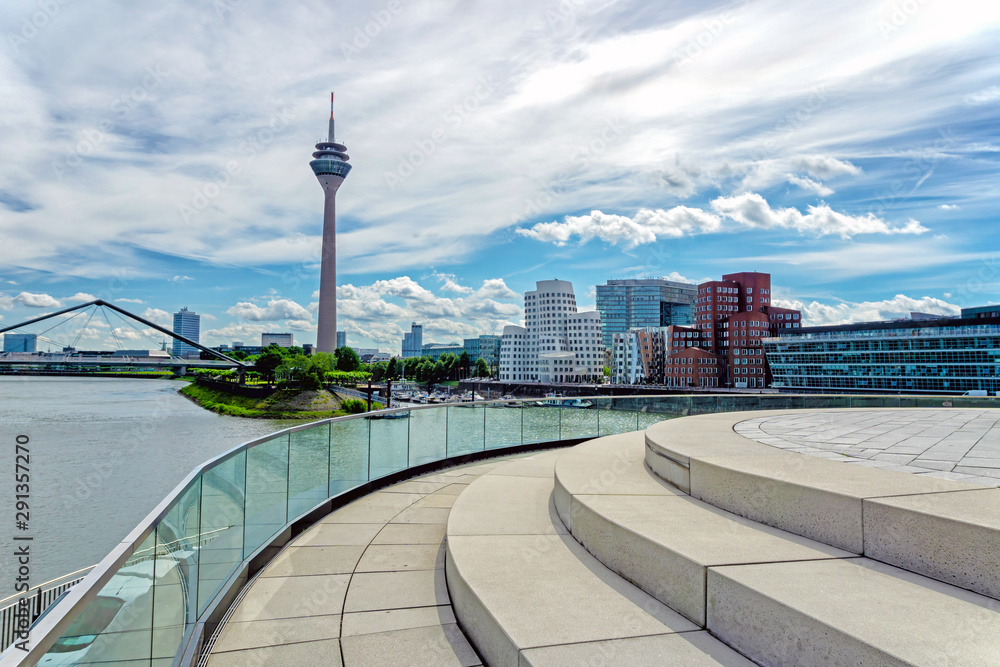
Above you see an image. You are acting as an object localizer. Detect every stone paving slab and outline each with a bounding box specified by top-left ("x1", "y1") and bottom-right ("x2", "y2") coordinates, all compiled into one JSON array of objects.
[
  {"x1": 340, "y1": 624, "x2": 482, "y2": 667},
  {"x1": 227, "y1": 575, "x2": 351, "y2": 622},
  {"x1": 207, "y1": 638, "x2": 343, "y2": 666},
  {"x1": 354, "y1": 543, "x2": 445, "y2": 572},
  {"x1": 341, "y1": 605, "x2": 456, "y2": 637},
  {"x1": 519, "y1": 631, "x2": 756, "y2": 666},
  {"x1": 211, "y1": 614, "x2": 341, "y2": 653},
  {"x1": 260, "y1": 545, "x2": 366, "y2": 577}
]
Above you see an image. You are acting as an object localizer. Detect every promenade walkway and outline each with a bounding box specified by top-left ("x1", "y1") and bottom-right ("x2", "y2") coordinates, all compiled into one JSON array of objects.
[{"x1": 204, "y1": 458, "x2": 515, "y2": 666}]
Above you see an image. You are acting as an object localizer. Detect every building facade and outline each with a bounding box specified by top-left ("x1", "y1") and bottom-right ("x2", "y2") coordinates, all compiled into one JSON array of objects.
[
  {"x1": 499, "y1": 279, "x2": 604, "y2": 383},
  {"x1": 595, "y1": 278, "x2": 696, "y2": 350},
  {"x1": 262, "y1": 333, "x2": 294, "y2": 348},
  {"x1": 665, "y1": 347, "x2": 720, "y2": 388},
  {"x1": 336, "y1": 331, "x2": 347, "y2": 349},
  {"x1": 610, "y1": 327, "x2": 669, "y2": 385},
  {"x1": 172, "y1": 308, "x2": 201, "y2": 358},
  {"x1": 694, "y1": 272, "x2": 801, "y2": 388},
  {"x1": 463, "y1": 334, "x2": 502, "y2": 369},
  {"x1": 421, "y1": 343, "x2": 465, "y2": 360},
  {"x1": 401, "y1": 323, "x2": 423, "y2": 358},
  {"x1": 962, "y1": 305, "x2": 1000, "y2": 320},
  {"x1": 3, "y1": 333, "x2": 37, "y2": 353},
  {"x1": 764, "y1": 314, "x2": 1000, "y2": 394}
]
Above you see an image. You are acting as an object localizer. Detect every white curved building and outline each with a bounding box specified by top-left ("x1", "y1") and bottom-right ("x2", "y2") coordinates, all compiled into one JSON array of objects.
[{"x1": 499, "y1": 279, "x2": 604, "y2": 383}]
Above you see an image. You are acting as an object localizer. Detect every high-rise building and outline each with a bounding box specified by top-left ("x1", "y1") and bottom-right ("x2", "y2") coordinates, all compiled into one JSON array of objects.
[
  {"x1": 499, "y1": 279, "x2": 604, "y2": 383},
  {"x1": 3, "y1": 333, "x2": 37, "y2": 353},
  {"x1": 172, "y1": 308, "x2": 200, "y2": 358},
  {"x1": 693, "y1": 272, "x2": 801, "y2": 388},
  {"x1": 402, "y1": 322, "x2": 423, "y2": 358},
  {"x1": 596, "y1": 278, "x2": 696, "y2": 350},
  {"x1": 261, "y1": 333, "x2": 294, "y2": 348},
  {"x1": 336, "y1": 331, "x2": 347, "y2": 349},
  {"x1": 310, "y1": 93, "x2": 352, "y2": 353}
]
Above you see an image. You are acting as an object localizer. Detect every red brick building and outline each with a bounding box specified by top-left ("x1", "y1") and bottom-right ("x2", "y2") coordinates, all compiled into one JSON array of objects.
[
  {"x1": 665, "y1": 347, "x2": 720, "y2": 388},
  {"x1": 690, "y1": 272, "x2": 801, "y2": 388}
]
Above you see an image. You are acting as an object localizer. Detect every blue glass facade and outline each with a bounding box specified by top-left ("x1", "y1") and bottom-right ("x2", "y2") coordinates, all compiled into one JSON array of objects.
[
  {"x1": 765, "y1": 317, "x2": 1000, "y2": 394},
  {"x1": 595, "y1": 279, "x2": 696, "y2": 350}
]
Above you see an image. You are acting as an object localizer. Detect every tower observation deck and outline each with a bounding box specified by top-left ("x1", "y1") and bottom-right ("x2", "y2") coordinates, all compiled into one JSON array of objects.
[{"x1": 310, "y1": 92, "x2": 352, "y2": 353}]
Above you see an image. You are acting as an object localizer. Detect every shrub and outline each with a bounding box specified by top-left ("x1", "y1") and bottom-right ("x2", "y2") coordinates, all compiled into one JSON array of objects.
[{"x1": 340, "y1": 398, "x2": 368, "y2": 414}]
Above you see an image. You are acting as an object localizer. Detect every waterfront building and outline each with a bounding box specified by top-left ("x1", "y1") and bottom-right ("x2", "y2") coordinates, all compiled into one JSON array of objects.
[
  {"x1": 962, "y1": 304, "x2": 1000, "y2": 320},
  {"x1": 610, "y1": 327, "x2": 669, "y2": 385},
  {"x1": 665, "y1": 347, "x2": 720, "y2": 388},
  {"x1": 764, "y1": 313, "x2": 1000, "y2": 394},
  {"x1": 336, "y1": 331, "x2": 347, "y2": 349},
  {"x1": 309, "y1": 93, "x2": 352, "y2": 353},
  {"x1": 3, "y1": 333, "x2": 37, "y2": 353},
  {"x1": 261, "y1": 333, "x2": 294, "y2": 348},
  {"x1": 695, "y1": 272, "x2": 801, "y2": 388},
  {"x1": 402, "y1": 322, "x2": 423, "y2": 358},
  {"x1": 171, "y1": 307, "x2": 200, "y2": 358},
  {"x1": 422, "y1": 343, "x2": 465, "y2": 360},
  {"x1": 595, "y1": 278, "x2": 696, "y2": 350},
  {"x1": 463, "y1": 334, "x2": 502, "y2": 368},
  {"x1": 499, "y1": 279, "x2": 604, "y2": 383}
]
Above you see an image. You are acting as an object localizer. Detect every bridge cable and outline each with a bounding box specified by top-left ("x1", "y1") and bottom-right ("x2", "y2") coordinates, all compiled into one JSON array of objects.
[
  {"x1": 70, "y1": 306, "x2": 98, "y2": 349},
  {"x1": 99, "y1": 307, "x2": 126, "y2": 352},
  {"x1": 106, "y1": 308, "x2": 174, "y2": 357},
  {"x1": 27, "y1": 308, "x2": 90, "y2": 350}
]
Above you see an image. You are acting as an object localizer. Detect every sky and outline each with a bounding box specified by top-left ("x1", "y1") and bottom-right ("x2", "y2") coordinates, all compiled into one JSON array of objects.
[{"x1": 1, "y1": 0, "x2": 999, "y2": 354}]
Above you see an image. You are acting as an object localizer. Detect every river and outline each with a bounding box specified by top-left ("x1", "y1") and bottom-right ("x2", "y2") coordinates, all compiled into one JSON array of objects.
[{"x1": 0, "y1": 377, "x2": 305, "y2": 598}]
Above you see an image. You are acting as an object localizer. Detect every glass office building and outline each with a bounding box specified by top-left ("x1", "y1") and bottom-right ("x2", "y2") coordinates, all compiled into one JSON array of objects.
[
  {"x1": 764, "y1": 315, "x2": 1000, "y2": 394},
  {"x1": 595, "y1": 278, "x2": 696, "y2": 350},
  {"x1": 171, "y1": 308, "x2": 200, "y2": 358}
]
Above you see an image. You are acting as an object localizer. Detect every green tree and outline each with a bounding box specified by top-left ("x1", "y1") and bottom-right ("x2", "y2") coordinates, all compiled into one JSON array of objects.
[
  {"x1": 459, "y1": 351, "x2": 470, "y2": 379},
  {"x1": 386, "y1": 357, "x2": 399, "y2": 380},
  {"x1": 334, "y1": 346, "x2": 361, "y2": 372},
  {"x1": 475, "y1": 357, "x2": 490, "y2": 378},
  {"x1": 254, "y1": 349, "x2": 285, "y2": 383}
]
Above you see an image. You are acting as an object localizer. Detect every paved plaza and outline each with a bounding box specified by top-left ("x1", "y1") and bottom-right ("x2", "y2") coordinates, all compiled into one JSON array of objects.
[{"x1": 736, "y1": 409, "x2": 1000, "y2": 487}]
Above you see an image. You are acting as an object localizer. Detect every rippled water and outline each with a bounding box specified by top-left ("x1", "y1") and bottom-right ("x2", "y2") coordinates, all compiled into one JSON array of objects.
[{"x1": 0, "y1": 377, "x2": 304, "y2": 598}]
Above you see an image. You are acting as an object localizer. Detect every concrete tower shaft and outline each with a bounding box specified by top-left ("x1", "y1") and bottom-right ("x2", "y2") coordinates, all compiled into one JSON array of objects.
[{"x1": 310, "y1": 92, "x2": 352, "y2": 353}]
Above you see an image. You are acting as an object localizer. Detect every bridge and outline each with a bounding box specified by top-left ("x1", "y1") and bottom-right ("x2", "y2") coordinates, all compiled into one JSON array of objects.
[{"x1": 0, "y1": 299, "x2": 248, "y2": 378}]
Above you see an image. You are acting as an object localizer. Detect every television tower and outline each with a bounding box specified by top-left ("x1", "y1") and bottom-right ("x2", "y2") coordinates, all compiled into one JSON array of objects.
[{"x1": 310, "y1": 92, "x2": 352, "y2": 353}]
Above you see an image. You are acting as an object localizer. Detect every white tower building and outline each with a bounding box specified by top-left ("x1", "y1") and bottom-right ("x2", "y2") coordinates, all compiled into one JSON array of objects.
[{"x1": 499, "y1": 279, "x2": 603, "y2": 383}]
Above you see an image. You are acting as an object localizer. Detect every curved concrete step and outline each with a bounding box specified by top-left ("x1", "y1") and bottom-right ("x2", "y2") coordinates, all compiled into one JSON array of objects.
[
  {"x1": 644, "y1": 412, "x2": 1000, "y2": 600},
  {"x1": 553, "y1": 432, "x2": 852, "y2": 626},
  {"x1": 557, "y1": 431, "x2": 1000, "y2": 665},
  {"x1": 444, "y1": 450, "x2": 755, "y2": 667}
]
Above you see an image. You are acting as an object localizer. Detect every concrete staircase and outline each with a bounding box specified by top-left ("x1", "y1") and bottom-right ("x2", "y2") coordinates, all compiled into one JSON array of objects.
[{"x1": 445, "y1": 412, "x2": 1000, "y2": 666}]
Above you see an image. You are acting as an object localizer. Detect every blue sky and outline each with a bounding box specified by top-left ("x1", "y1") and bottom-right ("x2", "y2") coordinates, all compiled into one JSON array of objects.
[{"x1": 1, "y1": 0, "x2": 998, "y2": 353}]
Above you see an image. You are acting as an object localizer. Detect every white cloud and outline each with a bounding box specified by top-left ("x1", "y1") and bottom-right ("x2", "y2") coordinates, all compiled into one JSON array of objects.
[
  {"x1": 433, "y1": 272, "x2": 474, "y2": 294},
  {"x1": 518, "y1": 194, "x2": 927, "y2": 246},
  {"x1": 140, "y1": 308, "x2": 171, "y2": 326},
  {"x1": 169, "y1": 276, "x2": 194, "y2": 283},
  {"x1": 790, "y1": 156, "x2": 862, "y2": 179},
  {"x1": 786, "y1": 175, "x2": 834, "y2": 197},
  {"x1": 117, "y1": 298, "x2": 145, "y2": 304},
  {"x1": 775, "y1": 295, "x2": 960, "y2": 327},
  {"x1": 938, "y1": 204, "x2": 960, "y2": 210},
  {"x1": 517, "y1": 207, "x2": 721, "y2": 247},
  {"x1": 14, "y1": 292, "x2": 60, "y2": 308},
  {"x1": 964, "y1": 86, "x2": 1000, "y2": 106},
  {"x1": 711, "y1": 193, "x2": 928, "y2": 239},
  {"x1": 66, "y1": 292, "x2": 97, "y2": 303},
  {"x1": 226, "y1": 299, "x2": 313, "y2": 322}
]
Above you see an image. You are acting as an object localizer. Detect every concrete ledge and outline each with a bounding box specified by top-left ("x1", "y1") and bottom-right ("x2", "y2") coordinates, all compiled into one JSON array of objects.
[
  {"x1": 690, "y1": 451, "x2": 984, "y2": 553},
  {"x1": 707, "y1": 558, "x2": 1000, "y2": 666},
  {"x1": 864, "y1": 488, "x2": 1000, "y2": 600}
]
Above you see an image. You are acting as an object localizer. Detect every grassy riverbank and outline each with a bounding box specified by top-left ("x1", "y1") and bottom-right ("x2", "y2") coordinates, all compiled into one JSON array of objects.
[{"x1": 179, "y1": 383, "x2": 363, "y2": 419}]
